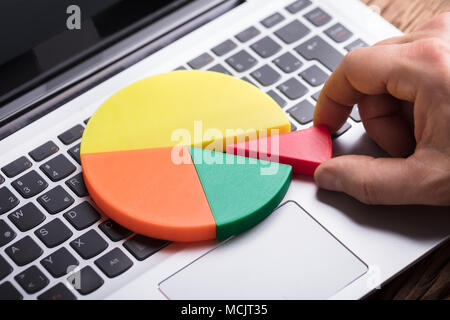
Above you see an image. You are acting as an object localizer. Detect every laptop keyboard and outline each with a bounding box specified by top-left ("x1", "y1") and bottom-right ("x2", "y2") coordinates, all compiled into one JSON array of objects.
[{"x1": 0, "y1": 0, "x2": 367, "y2": 300}]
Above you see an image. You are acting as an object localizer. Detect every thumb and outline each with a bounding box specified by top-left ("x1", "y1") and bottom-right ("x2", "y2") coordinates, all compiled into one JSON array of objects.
[{"x1": 314, "y1": 155, "x2": 422, "y2": 205}]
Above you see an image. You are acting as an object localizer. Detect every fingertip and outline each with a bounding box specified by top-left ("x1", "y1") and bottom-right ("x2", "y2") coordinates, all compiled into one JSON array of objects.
[
  {"x1": 314, "y1": 161, "x2": 344, "y2": 192},
  {"x1": 316, "y1": 156, "x2": 419, "y2": 205},
  {"x1": 313, "y1": 92, "x2": 354, "y2": 134}
]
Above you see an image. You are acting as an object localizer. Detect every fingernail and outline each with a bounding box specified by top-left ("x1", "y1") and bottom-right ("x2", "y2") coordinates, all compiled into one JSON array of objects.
[{"x1": 315, "y1": 170, "x2": 344, "y2": 192}]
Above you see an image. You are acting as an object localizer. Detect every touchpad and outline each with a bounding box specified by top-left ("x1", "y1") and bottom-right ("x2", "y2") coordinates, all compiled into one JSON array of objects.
[{"x1": 159, "y1": 201, "x2": 368, "y2": 299}]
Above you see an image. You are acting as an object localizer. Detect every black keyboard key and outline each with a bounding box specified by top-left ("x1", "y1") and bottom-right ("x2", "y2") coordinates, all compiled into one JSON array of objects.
[
  {"x1": 11, "y1": 170, "x2": 48, "y2": 198},
  {"x1": 332, "y1": 122, "x2": 352, "y2": 138},
  {"x1": 325, "y1": 23, "x2": 353, "y2": 43},
  {"x1": 288, "y1": 100, "x2": 315, "y2": 124},
  {"x1": 295, "y1": 36, "x2": 344, "y2": 71},
  {"x1": 0, "y1": 281, "x2": 23, "y2": 300},
  {"x1": 312, "y1": 90, "x2": 321, "y2": 101},
  {"x1": 8, "y1": 203, "x2": 46, "y2": 232},
  {"x1": 29, "y1": 141, "x2": 59, "y2": 162},
  {"x1": 188, "y1": 52, "x2": 214, "y2": 69},
  {"x1": 65, "y1": 173, "x2": 88, "y2": 197},
  {"x1": 0, "y1": 254, "x2": 12, "y2": 281},
  {"x1": 5, "y1": 236, "x2": 43, "y2": 266},
  {"x1": 40, "y1": 154, "x2": 76, "y2": 182},
  {"x1": 212, "y1": 39, "x2": 237, "y2": 56},
  {"x1": 0, "y1": 187, "x2": 19, "y2": 215},
  {"x1": 250, "y1": 36, "x2": 281, "y2": 58},
  {"x1": 235, "y1": 26, "x2": 260, "y2": 43},
  {"x1": 261, "y1": 12, "x2": 285, "y2": 28},
  {"x1": 275, "y1": 20, "x2": 310, "y2": 44},
  {"x1": 0, "y1": 174, "x2": 4, "y2": 185},
  {"x1": 285, "y1": 0, "x2": 312, "y2": 14},
  {"x1": 1, "y1": 156, "x2": 32, "y2": 178},
  {"x1": 208, "y1": 64, "x2": 232, "y2": 75},
  {"x1": 124, "y1": 235, "x2": 170, "y2": 261},
  {"x1": 35, "y1": 218, "x2": 73, "y2": 248},
  {"x1": 95, "y1": 248, "x2": 133, "y2": 278},
  {"x1": 273, "y1": 52, "x2": 303, "y2": 74},
  {"x1": 58, "y1": 125, "x2": 84, "y2": 145},
  {"x1": 0, "y1": 220, "x2": 16, "y2": 247},
  {"x1": 68, "y1": 143, "x2": 81, "y2": 164},
  {"x1": 71, "y1": 229, "x2": 108, "y2": 259},
  {"x1": 38, "y1": 283, "x2": 77, "y2": 300},
  {"x1": 68, "y1": 265, "x2": 103, "y2": 295},
  {"x1": 345, "y1": 39, "x2": 369, "y2": 51},
  {"x1": 251, "y1": 65, "x2": 281, "y2": 87},
  {"x1": 226, "y1": 50, "x2": 258, "y2": 73},
  {"x1": 41, "y1": 247, "x2": 78, "y2": 278},
  {"x1": 290, "y1": 122, "x2": 298, "y2": 131},
  {"x1": 99, "y1": 220, "x2": 133, "y2": 242},
  {"x1": 267, "y1": 90, "x2": 287, "y2": 108},
  {"x1": 277, "y1": 78, "x2": 308, "y2": 100},
  {"x1": 15, "y1": 265, "x2": 49, "y2": 294},
  {"x1": 38, "y1": 186, "x2": 74, "y2": 214},
  {"x1": 350, "y1": 106, "x2": 361, "y2": 122},
  {"x1": 300, "y1": 65, "x2": 329, "y2": 87},
  {"x1": 304, "y1": 7, "x2": 332, "y2": 26},
  {"x1": 64, "y1": 202, "x2": 100, "y2": 230}
]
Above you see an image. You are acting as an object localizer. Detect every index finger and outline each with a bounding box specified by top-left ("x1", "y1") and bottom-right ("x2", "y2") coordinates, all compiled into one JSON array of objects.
[{"x1": 313, "y1": 44, "x2": 417, "y2": 133}]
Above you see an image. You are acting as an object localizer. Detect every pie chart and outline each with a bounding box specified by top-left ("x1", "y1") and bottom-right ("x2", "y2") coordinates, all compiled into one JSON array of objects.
[{"x1": 81, "y1": 71, "x2": 292, "y2": 242}]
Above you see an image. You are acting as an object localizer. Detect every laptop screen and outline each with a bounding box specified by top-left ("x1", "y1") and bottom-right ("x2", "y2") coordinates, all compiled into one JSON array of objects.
[{"x1": 0, "y1": 0, "x2": 192, "y2": 109}]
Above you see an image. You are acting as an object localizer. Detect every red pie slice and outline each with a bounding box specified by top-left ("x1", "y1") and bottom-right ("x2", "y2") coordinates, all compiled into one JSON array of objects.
[{"x1": 226, "y1": 125, "x2": 332, "y2": 176}]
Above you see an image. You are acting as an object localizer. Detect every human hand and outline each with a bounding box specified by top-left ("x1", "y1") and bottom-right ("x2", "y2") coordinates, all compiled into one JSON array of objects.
[{"x1": 313, "y1": 13, "x2": 450, "y2": 206}]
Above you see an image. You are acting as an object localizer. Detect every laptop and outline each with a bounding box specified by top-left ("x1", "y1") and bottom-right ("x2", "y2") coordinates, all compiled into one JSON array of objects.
[{"x1": 0, "y1": 0, "x2": 448, "y2": 300}]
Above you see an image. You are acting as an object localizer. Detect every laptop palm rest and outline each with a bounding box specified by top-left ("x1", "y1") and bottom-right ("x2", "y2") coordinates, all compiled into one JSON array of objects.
[{"x1": 159, "y1": 201, "x2": 368, "y2": 299}]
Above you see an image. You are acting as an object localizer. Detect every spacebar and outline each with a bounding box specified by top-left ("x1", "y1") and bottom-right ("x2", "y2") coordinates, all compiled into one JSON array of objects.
[{"x1": 295, "y1": 35, "x2": 344, "y2": 72}]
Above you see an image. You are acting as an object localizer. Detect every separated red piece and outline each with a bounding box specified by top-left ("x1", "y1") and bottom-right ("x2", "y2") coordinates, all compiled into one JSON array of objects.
[{"x1": 226, "y1": 125, "x2": 332, "y2": 176}]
